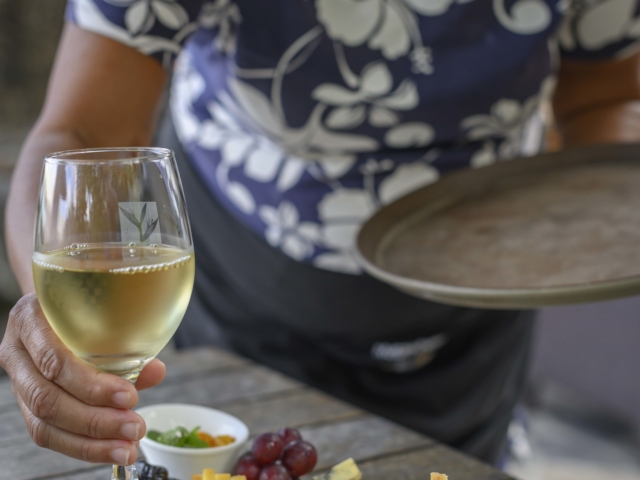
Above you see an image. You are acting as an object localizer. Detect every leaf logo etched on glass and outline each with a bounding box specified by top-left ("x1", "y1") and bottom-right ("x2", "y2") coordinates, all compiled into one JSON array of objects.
[{"x1": 118, "y1": 202, "x2": 162, "y2": 244}]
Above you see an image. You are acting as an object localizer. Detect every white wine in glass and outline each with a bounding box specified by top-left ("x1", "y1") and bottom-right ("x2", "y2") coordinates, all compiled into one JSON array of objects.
[{"x1": 33, "y1": 148, "x2": 195, "y2": 480}]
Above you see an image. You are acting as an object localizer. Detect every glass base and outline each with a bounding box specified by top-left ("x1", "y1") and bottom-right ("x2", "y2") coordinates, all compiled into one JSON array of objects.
[{"x1": 112, "y1": 463, "x2": 138, "y2": 480}]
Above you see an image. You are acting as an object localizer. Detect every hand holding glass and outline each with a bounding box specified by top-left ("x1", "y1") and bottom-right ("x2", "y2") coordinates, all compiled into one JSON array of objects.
[{"x1": 32, "y1": 148, "x2": 194, "y2": 480}]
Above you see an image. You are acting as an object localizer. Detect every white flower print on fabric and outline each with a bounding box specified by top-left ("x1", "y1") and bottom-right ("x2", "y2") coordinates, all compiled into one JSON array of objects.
[
  {"x1": 226, "y1": 77, "x2": 380, "y2": 157},
  {"x1": 311, "y1": 156, "x2": 440, "y2": 274},
  {"x1": 315, "y1": 0, "x2": 461, "y2": 73},
  {"x1": 186, "y1": 74, "x2": 380, "y2": 213},
  {"x1": 492, "y1": 0, "x2": 552, "y2": 34},
  {"x1": 199, "y1": 0, "x2": 242, "y2": 55},
  {"x1": 378, "y1": 161, "x2": 440, "y2": 204},
  {"x1": 312, "y1": 61, "x2": 420, "y2": 129},
  {"x1": 461, "y1": 76, "x2": 556, "y2": 168},
  {"x1": 72, "y1": 0, "x2": 196, "y2": 67},
  {"x1": 172, "y1": 53, "x2": 260, "y2": 214},
  {"x1": 314, "y1": 189, "x2": 377, "y2": 274},
  {"x1": 359, "y1": 157, "x2": 395, "y2": 190},
  {"x1": 196, "y1": 100, "x2": 308, "y2": 212},
  {"x1": 463, "y1": 98, "x2": 539, "y2": 167},
  {"x1": 186, "y1": 57, "x2": 440, "y2": 274},
  {"x1": 104, "y1": 0, "x2": 189, "y2": 35},
  {"x1": 171, "y1": 52, "x2": 206, "y2": 142},
  {"x1": 259, "y1": 202, "x2": 321, "y2": 261},
  {"x1": 197, "y1": 76, "x2": 378, "y2": 191},
  {"x1": 384, "y1": 122, "x2": 435, "y2": 148},
  {"x1": 316, "y1": 155, "x2": 358, "y2": 180},
  {"x1": 468, "y1": 141, "x2": 499, "y2": 168},
  {"x1": 171, "y1": 26, "x2": 390, "y2": 264},
  {"x1": 210, "y1": 109, "x2": 308, "y2": 190},
  {"x1": 73, "y1": 0, "x2": 607, "y2": 278},
  {"x1": 559, "y1": 0, "x2": 640, "y2": 58}
]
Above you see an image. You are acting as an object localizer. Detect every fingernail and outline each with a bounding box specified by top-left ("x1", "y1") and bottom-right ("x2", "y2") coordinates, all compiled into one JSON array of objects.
[
  {"x1": 113, "y1": 391, "x2": 131, "y2": 407},
  {"x1": 120, "y1": 422, "x2": 140, "y2": 440},
  {"x1": 111, "y1": 447, "x2": 130, "y2": 465}
]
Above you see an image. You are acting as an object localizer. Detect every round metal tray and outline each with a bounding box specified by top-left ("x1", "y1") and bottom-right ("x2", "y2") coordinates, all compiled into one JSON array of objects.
[{"x1": 356, "y1": 144, "x2": 640, "y2": 309}]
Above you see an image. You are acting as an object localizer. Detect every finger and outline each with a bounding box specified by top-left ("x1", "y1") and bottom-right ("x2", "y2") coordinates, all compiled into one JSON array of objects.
[
  {"x1": 10, "y1": 294, "x2": 138, "y2": 408},
  {"x1": 136, "y1": 358, "x2": 166, "y2": 391},
  {"x1": 10, "y1": 341, "x2": 145, "y2": 440},
  {"x1": 15, "y1": 393, "x2": 138, "y2": 465}
]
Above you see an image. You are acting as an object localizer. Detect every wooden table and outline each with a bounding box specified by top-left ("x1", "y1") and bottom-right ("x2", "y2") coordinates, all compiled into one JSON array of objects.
[{"x1": 0, "y1": 347, "x2": 513, "y2": 480}]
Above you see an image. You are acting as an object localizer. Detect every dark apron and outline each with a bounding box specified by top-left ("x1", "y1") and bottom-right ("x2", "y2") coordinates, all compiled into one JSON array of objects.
[{"x1": 156, "y1": 113, "x2": 535, "y2": 464}]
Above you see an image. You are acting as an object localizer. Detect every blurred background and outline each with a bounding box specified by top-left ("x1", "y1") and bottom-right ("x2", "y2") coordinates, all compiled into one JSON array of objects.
[{"x1": 0, "y1": 2, "x2": 638, "y2": 479}]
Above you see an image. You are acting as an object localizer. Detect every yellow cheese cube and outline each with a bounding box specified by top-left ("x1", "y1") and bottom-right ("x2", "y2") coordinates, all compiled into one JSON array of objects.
[
  {"x1": 215, "y1": 475, "x2": 231, "y2": 480},
  {"x1": 203, "y1": 469, "x2": 216, "y2": 480},
  {"x1": 231, "y1": 476, "x2": 247, "y2": 480},
  {"x1": 313, "y1": 458, "x2": 361, "y2": 480},
  {"x1": 431, "y1": 473, "x2": 448, "y2": 480}
]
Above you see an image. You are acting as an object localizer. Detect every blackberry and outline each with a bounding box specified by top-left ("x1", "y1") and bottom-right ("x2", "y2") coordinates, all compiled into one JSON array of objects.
[{"x1": 135, "y1": 461, "x2": 169, "y2": 480}]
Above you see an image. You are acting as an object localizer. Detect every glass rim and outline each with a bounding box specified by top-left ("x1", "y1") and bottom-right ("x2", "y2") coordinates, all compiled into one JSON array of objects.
[{"x1": 44, "y1": 147, "x2": 173, "y2": 165}]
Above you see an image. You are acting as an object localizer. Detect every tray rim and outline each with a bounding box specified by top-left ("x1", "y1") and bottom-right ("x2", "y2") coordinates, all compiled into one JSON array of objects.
[{"x1": 355, "y1": 143, "x2": 640, "y2": 309}]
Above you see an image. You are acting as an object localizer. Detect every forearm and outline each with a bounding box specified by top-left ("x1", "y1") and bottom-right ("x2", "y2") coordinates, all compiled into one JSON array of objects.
[
  {"x1": 554, "y1": 53, "x2": 640, "y2": 148},
  {"x1": 6, "y1": 24, "x2": 166, "y2": 294},
  {"x1": 6, "y1": 127, "x2": 89, "y2": 294},
  {"x1": 557, "y1": 100, "x2": 640, "y2": 148}
]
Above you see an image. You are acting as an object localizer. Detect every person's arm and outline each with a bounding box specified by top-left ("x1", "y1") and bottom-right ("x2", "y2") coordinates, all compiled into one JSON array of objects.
[
  {"x1": 1, "y1": 23, "x2": 167, "y2": 466},
  {"x1": 7, "y1": 22, "x2": 167, "y2": 292},
  {"x1": 554, "y1": 52, "x2": 640, "y2": 147}
]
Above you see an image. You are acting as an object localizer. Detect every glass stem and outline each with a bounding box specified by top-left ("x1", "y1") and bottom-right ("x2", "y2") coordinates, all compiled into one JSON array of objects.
[
  {"x1": 112, "y1": 464, "x2": 137, "y2": 480},
  {"x1": 112, "y1": 370, "x2": 142, "y2": 480}
]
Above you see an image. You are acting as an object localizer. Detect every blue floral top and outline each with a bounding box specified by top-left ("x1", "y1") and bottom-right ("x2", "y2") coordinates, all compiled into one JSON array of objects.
[{"x1": 67, "y1": 0, "x2": 640, "y2": 274}]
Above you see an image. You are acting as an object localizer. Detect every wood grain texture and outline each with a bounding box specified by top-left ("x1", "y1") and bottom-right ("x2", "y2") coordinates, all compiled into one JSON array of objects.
[
  {"x1": 0, "y1": 388, "x2": 362, "y2": 447},
  {"x1": 37, "y1": 417, "x2": 435, "y2": 480},
  {"x1": 3, "y1": 347, "x2": 508, "y2": 480},
  {"x1": 222, "y1": 389, "x2": 363, "y2": 434},
  {"x1": 158, "y1": 347, "x2": 248, "y2": 380},
  {"x1": 357, "y1": 444, "x2": 513, "y2": 480},
  {"x1": 137, "y1": 364, "x2": 301, "y2": 408},
  {"x1": 0, "y1": 362, "x2": 301, "y2": 446},
  {"x1": 47, "y1": 467, "x2": 112, "y2": 480},
  {"x1": 0, "y1": 377, "x2": 19, "y2": 411},
  {"x1": 0, "y1": 346, "x2": 247, "y2": 413},
  {"x1": 300, "y1": 416, "x2": 434, "y2": 471},
  {"x1": 45, "y1": 448, "x2": 514, "y2": 480},
  {"x1": 0, "y1": 408, "x2": 29, "y2": 444},
  {"x1": 0, "y1": 438, "x2": 100, "y2": 480},
  {"x1": 0, "y1": 364, "x2": 303, "y2": 477},
  {"x1": 39, "y1": 465, "x2": 111, "y2": 480}
]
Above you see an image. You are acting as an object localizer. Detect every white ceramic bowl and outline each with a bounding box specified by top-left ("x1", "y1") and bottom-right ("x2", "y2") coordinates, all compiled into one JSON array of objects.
[{"x1": 137, "y1": 404, "x2": 249, "y2": 480}]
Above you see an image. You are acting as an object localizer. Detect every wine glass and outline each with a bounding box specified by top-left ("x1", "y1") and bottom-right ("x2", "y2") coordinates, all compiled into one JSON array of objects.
[{"x1": 32, "y1": 148, "x2": 195, "y2": 480}]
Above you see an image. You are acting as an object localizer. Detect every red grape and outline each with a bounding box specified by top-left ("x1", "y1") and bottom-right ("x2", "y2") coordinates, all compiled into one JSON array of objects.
[
  {"x1": 281, "y1": 441, "x2": 318, "y2": 477},
  {"x1": 233, "y1": 453, "x2": 262, "y2": 480},
  {"x1": 259, "y1": 464, "x2": 292, "y2": 480},
  {"x1": 277, "y1": 428, "x2": 302, "y2": 446},
  {"x1": 252, "y1": 433, "x2": 285, "y2": 466}
]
